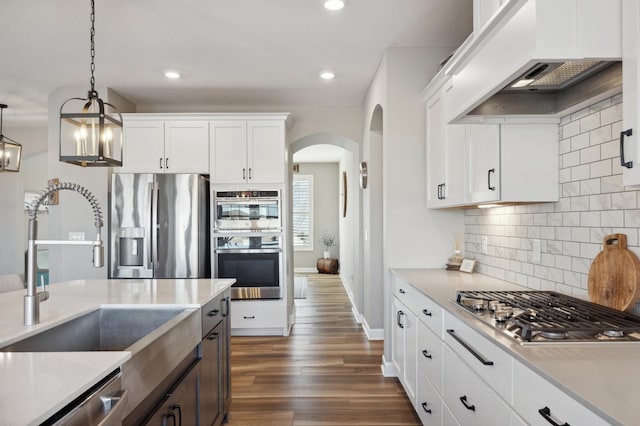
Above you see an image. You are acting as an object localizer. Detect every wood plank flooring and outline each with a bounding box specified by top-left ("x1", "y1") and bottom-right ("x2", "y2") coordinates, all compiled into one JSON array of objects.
[{"x1": 227, "y1": 273, "x2": 421, "y2": 426}]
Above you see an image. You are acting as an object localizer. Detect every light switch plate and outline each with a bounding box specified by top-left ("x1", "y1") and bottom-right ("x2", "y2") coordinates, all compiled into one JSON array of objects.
[{"x1": 482, "y1": 236, "x2": 488, "y2": 254}]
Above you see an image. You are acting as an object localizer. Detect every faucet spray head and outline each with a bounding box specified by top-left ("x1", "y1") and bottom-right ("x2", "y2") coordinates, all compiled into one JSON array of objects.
[{"x1": 93, "y1": 243, "x2": 104, "y2": 268}]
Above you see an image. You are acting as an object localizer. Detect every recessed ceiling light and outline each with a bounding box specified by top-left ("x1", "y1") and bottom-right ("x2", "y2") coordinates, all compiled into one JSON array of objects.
[
  {"x1": 164, "y1": 71, "x2": 181, "y2": 79},
  {"x1": 323, "y1": 0, "x2": 346, "y2": 11},
  {"x1": 320, "y1": 71, "x2": 335, "y2": 80}
]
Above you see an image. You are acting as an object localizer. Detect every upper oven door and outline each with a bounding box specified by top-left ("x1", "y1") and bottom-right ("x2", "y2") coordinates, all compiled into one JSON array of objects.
[{"x1": 214, "y1": 199, "x2": 281, "y2": 232}]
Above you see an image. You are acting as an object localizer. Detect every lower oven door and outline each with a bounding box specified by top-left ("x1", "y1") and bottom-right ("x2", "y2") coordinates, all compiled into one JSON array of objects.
[{"x1": 215, "y1": 249, "x2": 282, "y2": 299}]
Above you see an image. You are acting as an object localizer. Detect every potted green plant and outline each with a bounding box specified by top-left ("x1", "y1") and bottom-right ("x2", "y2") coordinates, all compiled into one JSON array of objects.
[{"x1": 319, "y1": 235, "x2": 335, "y2": 259}]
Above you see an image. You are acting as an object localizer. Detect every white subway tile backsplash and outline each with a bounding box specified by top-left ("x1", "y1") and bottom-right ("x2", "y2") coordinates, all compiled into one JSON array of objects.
[{"x1": 463, "y1": 94, "x2": 640, "y2": 312}]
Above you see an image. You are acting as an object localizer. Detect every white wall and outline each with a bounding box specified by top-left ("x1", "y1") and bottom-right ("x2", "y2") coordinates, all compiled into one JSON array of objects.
[
  {"x1": 0, "y1": 127, "x2": 48, "y2": 280},
  {"x1": 339, "y1": 149, "x2": 356, "y2": 304},
  {"x1": 362, "y1": 48, "x2": 466, "y2": 361}
]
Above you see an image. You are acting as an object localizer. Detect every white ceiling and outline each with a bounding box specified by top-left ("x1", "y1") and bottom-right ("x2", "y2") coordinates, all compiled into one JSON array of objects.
[{"x1": 0, "y1": 0, "x2": 472, "y2": 126}]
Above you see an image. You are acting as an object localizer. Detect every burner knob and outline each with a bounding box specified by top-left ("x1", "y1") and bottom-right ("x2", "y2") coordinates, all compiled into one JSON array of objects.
[
  {"x1": 473, "y1": 301, "x2": 485, "y2": 311},
  {"x1": 495, "y1": 310, "x2": 509, "y2": 322},
  {"x1": 488, "y1": 301, "x2": 499, "y2": 312}
]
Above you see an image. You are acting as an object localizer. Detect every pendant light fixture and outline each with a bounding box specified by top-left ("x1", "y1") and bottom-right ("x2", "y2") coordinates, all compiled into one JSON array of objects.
[
  {"x1": 0, "y1": 104, "x2": 22, "y2": 173},
  {"x1": 59, "y1": 0, "x2": 123, "y2": 167}
]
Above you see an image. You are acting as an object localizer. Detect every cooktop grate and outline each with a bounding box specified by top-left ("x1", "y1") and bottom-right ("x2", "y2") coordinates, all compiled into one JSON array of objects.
[{"x1": 455, "y1": 290, "x2": 640, "y2": 342}]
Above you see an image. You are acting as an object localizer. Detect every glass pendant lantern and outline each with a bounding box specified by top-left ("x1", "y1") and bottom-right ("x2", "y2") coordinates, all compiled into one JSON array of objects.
[
  {"x1": 59, "y1": 0, "x2": 123, "y2": 167},
  {"x1": 0, "y1": 104, "x2": 22, "y2": 173}
]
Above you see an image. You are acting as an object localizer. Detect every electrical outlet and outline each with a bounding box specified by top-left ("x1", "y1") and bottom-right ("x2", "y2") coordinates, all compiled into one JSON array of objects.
[
  {"x1": 482, "y1": 236, "x2": 488, "y2": 254},
  {"x1": 69, "y1": 232, "x2": 85, "y2": 241},
  {"x1": 532, "y1": 239, "x2": 541, "y2": 264}
]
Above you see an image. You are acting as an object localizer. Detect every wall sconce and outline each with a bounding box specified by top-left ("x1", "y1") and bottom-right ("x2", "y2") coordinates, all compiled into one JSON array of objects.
[
  {"x1": 0, "y1": 104, "x2": 22, "y2": 173},
  {"x1": 59, "y1": 0, "x2": 123, "y2": 167},
  {"x1": 359, "y1": 161, "x2": 368, "y2": 189}
]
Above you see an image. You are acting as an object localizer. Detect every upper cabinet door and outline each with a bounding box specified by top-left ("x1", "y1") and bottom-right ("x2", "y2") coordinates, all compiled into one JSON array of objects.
[
  {"x1": 247, "y1": 120, "x2": 285, "y2": 184},
  {"x1": 467, "y1": 124, "x2": 500, "y2": 204},
  {"x1": 210, "y1": 121, "x2": 248, "y2": 184},
  {"x1": 623, "y1": 0, "x2": 640, "y2": 187},
  {"x1": 426, "y1": 92, "x2": 446, "y2": 208},
  {"x1": 164, "y1": 121, "x2": 209, "y2": 174},
  {"x1": 121, "y1": 120, "x2": 165, "y2": 173}
]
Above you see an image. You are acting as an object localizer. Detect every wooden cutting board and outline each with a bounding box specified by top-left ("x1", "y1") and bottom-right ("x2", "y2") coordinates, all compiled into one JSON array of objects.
[{"x1": 588, "y1": 234, "x2": 640, "y2": 312}]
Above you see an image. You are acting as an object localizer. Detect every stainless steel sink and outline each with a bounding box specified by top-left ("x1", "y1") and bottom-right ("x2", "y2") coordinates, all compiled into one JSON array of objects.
[{"x1": 1, "y1": 308, "x2": 187, "y2": 352}]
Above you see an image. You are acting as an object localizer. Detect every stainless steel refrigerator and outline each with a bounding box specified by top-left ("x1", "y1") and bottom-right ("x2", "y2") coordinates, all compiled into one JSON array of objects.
[{"x1": 109, "y1": 173, "x2": 210, "y2": 278}]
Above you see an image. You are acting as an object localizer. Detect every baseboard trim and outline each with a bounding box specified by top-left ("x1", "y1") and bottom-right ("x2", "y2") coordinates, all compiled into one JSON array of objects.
[
  {"x1": 381, "y1": 355, "x2": 399, "y2": 377},
  {"x1": 294, "y1": 267, "x2": 317, "y2": 273},
  {"x1": 231, "y1": 328, "x2": 288, "y2": 337},
  {"x1": 362, "y1": 318, "x2": 384, "y2": 340}
]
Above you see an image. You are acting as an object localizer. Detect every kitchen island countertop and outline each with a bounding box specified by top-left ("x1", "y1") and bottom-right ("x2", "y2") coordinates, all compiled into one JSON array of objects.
[
  {"x1": 391, "y1": 268, "x2": 640, "y2": 426},
  {"x1": 0, "y1": 278, "x2": 234, "y2": 425}
]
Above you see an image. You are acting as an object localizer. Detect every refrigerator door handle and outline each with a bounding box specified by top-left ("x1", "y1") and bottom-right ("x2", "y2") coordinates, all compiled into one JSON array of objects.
[{"x1": 151, "y1": 181, "x2": 160, "y2": 269}]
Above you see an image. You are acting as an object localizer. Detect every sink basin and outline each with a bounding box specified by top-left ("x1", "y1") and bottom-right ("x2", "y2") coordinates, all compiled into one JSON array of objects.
[{"x1": 1, "y1": 308, "x2": 186, "y2": 352}]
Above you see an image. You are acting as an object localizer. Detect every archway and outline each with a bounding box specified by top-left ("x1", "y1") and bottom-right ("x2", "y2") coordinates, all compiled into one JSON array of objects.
[{"x1": 288, "y1": 133, "x2": 362, "y2": 321}]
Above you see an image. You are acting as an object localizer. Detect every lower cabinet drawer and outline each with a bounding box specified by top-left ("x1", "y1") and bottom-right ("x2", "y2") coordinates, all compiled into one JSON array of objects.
[
  {"x1": 512, "y1": 360, "x2": 610, "y2": 426},
  {"x1": 230, "y1": 300, "x2": 285, "y2": 329},
  {"x1": 444, "y1": 311, "x2": 512, "y2": 401},
  {"x1": 443, "y1": 345, "x2": 512, "y2": 425},
  {"x1": 418, "y1": 320, "x2": 443, "y2": 394},
  {"x1": 417, "y1": 369, "x2": 443, "y2": 426},
  {"x1": 442, "y1": 403, "x2": 459, "y2": 426}
]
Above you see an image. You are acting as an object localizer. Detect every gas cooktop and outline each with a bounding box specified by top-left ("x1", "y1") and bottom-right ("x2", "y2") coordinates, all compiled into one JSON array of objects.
[{"x1": 453, "y1": 290, "x2": 640, "y2": 345}]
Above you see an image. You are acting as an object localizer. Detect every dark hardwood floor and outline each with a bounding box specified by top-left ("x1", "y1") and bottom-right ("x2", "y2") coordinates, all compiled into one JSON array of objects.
[{"x1": 227, "y1": 273, "x2": 420, "y2": 425}]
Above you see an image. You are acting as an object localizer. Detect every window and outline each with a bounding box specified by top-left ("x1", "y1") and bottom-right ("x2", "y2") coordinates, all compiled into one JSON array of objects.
[{"x1": 293, "y1": 174, "x2": 313, "y2": 251}]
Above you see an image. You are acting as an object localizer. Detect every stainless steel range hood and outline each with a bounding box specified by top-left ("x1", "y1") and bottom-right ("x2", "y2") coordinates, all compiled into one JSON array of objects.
[{"x1": 468, "y1": 60, "x2": 622, "y2": 117}]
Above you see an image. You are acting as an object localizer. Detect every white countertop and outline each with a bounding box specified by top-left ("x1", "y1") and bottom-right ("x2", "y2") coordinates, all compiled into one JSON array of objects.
[
  {"x1": 391, "y1": 269, "x2": 640, "y2": 426},
  {"x1": 0, "y1": 278, "x2": 234, "y2": 425}
]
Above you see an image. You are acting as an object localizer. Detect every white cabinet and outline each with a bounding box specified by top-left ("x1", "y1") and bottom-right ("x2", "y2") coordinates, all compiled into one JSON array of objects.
[
  {"x1": 622, "y1": 0, "x2": 640, "y2": 186},
  {"x1": 210, "y1": 120, "x2": 285, "y2": 184},
  {"x1": 417, "y1": 369, "x2": 444, "y2": 426},
  {"x1": 512, "y1": 360, "x2": 610, "y2": 426},
  {"x1": 468, "y1": 124, "x2": 558, "y2": 205},
  {"x1": 472, "y1": 0, "x2": 507, "y2": 34},
  {"x1": 230, "y1": 300, "x2": 288, "y2": 336},
  {"x1": 121, "y1": 119, "x2": 209, "y2": 173},
  {"x1": 426, "y1": 79, "x2": 467, "y2": 208},
  {"x1": 391, "y1": 297, "x2": 418, "y2": 404}
]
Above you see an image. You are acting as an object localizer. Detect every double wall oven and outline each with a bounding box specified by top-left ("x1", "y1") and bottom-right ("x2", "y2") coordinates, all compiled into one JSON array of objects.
[{"x1": 213, "y1": 190, "x2": 283, "y2": 300}]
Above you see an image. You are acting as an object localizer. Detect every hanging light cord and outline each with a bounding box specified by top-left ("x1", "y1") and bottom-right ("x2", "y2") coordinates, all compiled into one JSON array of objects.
[
  {"x1": 0, "y1": 106, "x2": 4, "y2": 136},
  {"x1": 89, "y1": 0, "x2": 97, "y2": 99}
]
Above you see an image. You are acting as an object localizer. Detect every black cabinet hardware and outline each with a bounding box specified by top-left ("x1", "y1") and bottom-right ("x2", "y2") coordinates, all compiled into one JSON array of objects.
[
  {"x1": 422, "y1": 350, "x2": 432, "y2": 359},
  {"x1": 160, "y1": 158, "x2": 163, "y2": 169},
  {"x1": 488, "y1": 168, "x2": 496, "y2": 190},
  {"x1": 166, "y1": 412, "x2": 177, "y2": 426},
  {"x1": 396, "y1": 310, "x2": 405, "y2": 328},
  {"x1": 207, "y1": 332, "x2": 219, "y2": 341},
  {"x1": 165, "y1": 158, "x2": 169, "y2": 169},
  {"x1": 170, "y1": 404, "x2": 182, "y2": 426},
  {"x1": 446, "y1": 329, "x2": 494, "y2": 365},
  {"x1": 243, "y1": 315, "x2": 255, "y2": 319},
  {"x1": 459, "y1": 395, "x2": 475, "y2": 411},
  {"x1": 538, "y1": 406, "x2": 570, "y2": 426},
  {"x1": 422, "y1": 309, "x2": 432, "y2": 317},
  {"x1": 399, "y1": 288, "x2": 406, "y2": 294},
  {"x1": 207, "y1": 309, "x2": 220, "y2": 317},
  {"x1": 421, "y1": 402, "x2": 432, "y2": 414},
  {"x1": 620, "y1": 129, "x2": 633, "y2": 168}
]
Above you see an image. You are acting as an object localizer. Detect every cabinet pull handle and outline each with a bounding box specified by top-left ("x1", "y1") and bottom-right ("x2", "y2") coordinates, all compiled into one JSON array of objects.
[
  {"x1": 207, "y1": 332, "x2": 220, "y2": 340},
  {"x1": 166, "y1": 412, "x2": 177, "y2": 426},
  {"x1": 459, "y1": 395, "x2": 475, "y2": 411},
  {"x1": 243, "y1": 168, "x2": 246, "y2": 179},
  {"x1": 207, "y1": 309, "x2": 220, "y2": 317},
  {"x1": 222, "y1": 296, "x2": 230, "y2": 317},
  {"x1": 446, "y1": 329, "x2": 494, "y2": 365},
  {"x1": 620, "y1": 129, "x2": 633, "y2": 168},
  {"x1": 243, "y1": 315, "x2": 255, "y2": 319},
  {"x1": 165, "y1": 157, "x2": 169, "y2": 169},
  {"x1": 441, "y1": 182, "x2": 446, "y2": 199},
  {"x1": 538, "y1": 406, "x2": 570, "y2": 426},
  {"x1": 160, "y1": 157, "x2": 163, "y2": 169},
  {"x1": 170, "y1": 404, "x2": 182, "y2": 426},
  {"x1": 437, "y1": 184, "x2": 441, "y2": 200},
  {"x1": 421, "y1": 402, "x2": 432, "y2": 414},
  {"x1": 396, "y1": 310, "x2": 405, "y2": 328},
  {"x1": 422, "y1": 349, "x2": 432, "y2": 359},
  {"x1": 422, "y1": 309, "x2": 432, "y2": 317},
  {"x1": 488, "y1": 168, "x2": 496, "y2": 190},
  {"x1": 399, "y1": 288, "x2": 406, "y2": 294},
  {"x1": 249, "y1": 168, "x2": 252, "y2": 179}
]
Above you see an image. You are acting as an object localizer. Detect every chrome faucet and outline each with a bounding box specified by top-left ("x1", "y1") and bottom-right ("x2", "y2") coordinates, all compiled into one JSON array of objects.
[{"x1": 25, "y1": 181, "x2": 105, "y2": 325}]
